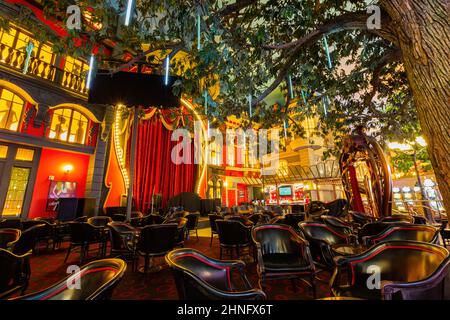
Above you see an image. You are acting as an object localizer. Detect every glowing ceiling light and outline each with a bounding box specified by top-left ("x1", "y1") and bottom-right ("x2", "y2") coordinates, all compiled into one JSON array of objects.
[
  {"x1": 86, "y1": 54, "x2": 95, "y2": 89},
  {"x1": 164, "y1": 56, "x2": 170, "y2": 86},
  {"x1": 124, "y1": 0, "x2": 134, "y2": 26}
]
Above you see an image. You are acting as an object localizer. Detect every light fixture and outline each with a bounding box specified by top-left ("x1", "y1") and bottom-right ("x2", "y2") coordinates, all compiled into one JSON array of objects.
[
  {"x1": 63, "y1": 164, "x2": 74, "y2": 174},
  {"x1": 164, "y1": 56, "x2": 170, "y2": 86},
  {"x1": 86, "y1": 54, "x2": 95, "y2": 89},
  {"x1": 124, "y1": 0, "x2": 134, "y2": 26}
]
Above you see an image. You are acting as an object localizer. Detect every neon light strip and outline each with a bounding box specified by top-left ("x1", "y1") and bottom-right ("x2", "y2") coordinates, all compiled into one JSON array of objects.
[
  {"x1": 204, "y1": 91, "x2": 208, "y2": 115},
  {"x1": 86, "y1": 54, "x2": 95, "y2": 89},
  {"x1": 288, "y1": 75, "x2": 294, "y2": 99},
  {"x1": 248, "y1": 94, "x2": 252, "y2": 117},
  {"x1": 283, "y1": 120, "x2": 288, "y2": 140},
  {"x1": 125, "y1": 0, "x2": 133, "y2": 26},
  {"x1": 323, "y1": 35, "x2": 333, "y2": 69},
  {"x1": 114, "y1": 107, "x2": 130, "y2": 190},
  {"x1": 180, "y1": 98, "x2": 208, "y2": 195},
  {"x1": 322, "y1": 96, "x2": 329, "y2": 116},
  {"x1": 165, "y1": 56, "x2": 170, "y2": 85},
  {"x1": 301, "y1": 90, "x2": 308, "y2": 106}
]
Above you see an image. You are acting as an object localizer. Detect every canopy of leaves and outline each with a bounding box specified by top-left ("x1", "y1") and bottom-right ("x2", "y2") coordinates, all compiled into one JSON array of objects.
[{"x1": 1, "y1": 0, "x2": 421, "y2": 154}]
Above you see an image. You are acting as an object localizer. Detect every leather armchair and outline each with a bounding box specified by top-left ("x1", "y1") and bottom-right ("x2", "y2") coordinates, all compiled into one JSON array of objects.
[
  {"x1": 166, "y1": 248, "x2": 266, "y2": 300},
  {"x1": 320, "y1": 215, "x2": 353, "y2": 233},
  {"x1": 136, "y1": 224, "x2": 178, "y2": 273},
  {"x1": 298, "y1": 222, "x2": 354, "y2": 270},
  {"x1": 208, "y1": 214, "x2": 223, "y2": 247},
  {"x1": 87, "y1": 216, "x2": 113, "y2": 227},
  {"x1": 248, "y1": 213, "x2": 270, "y2": 225},
  {"x1": 380, "y1": 215, "x2": 414, "y2": 224},
  {"x1": 185, "y1": 213, "x2": 200, "y2": 240},
  {"x1": 349, "y1": 211, "x2": 376, "y2": 226},
  {"x1": 0, "y1": 248, "x2": 31, "y2": 299},
  {"x1": 64, "y1": 222, "x2": 104, "y2": 264},
  {"x1": 0, "y1": 218, "x2": 23, "y2": 230},
  {"x1": 0, "y1": 229, "x2": 21, "y2": 250},
  {"x1": 364, "y1": 224, "x2": 440, "y2": 246},
  {"x1": 306, "y1": 201, "x2": 329, "y2": 221},
  {"x1": 323, "y1": 199, "x2": 348, "y2": 218},
  {"x1": 12, "y1": 224, "x2": 46, "y2": 256},
  {"x1": 330, "y1": 241, "x2": 450, "y2": 300},
  {"x1": 164, "y1": 217, "x2": 187, "y2": 248},
  {"x1": 252, "y1": 224, "x2": 316, "y2": 298},
  {"x1": 108, "y1": 222, "x2": 138, "y2": 271},
  {"x1": 215, "y1": 219, "x2": 253, "y2": 259},
  {"x1": 14, "y1": 259, "x2": 127, "y2": 300},
  {"x1": 271, "y1": 213, "x2": 306, "y2": 231}
]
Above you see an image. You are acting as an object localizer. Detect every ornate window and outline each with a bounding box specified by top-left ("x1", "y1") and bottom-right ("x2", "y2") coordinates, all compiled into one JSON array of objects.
[
  {"x1": 0, "y1": 87, "x2": 25, "y2": 132},
  {"x1": 48, "y1": 108, "x2": 89, "y2": 144}
]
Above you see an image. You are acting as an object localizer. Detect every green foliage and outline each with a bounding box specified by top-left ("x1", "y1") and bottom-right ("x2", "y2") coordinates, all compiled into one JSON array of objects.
[{"x1": 6, "y1": 0, "x2": 421, "y2": 150}]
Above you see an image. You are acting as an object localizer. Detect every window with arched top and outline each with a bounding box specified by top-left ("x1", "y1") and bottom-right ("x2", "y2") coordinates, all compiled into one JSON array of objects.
[
  {"x1": 0, "y1": 87, "x2": 25, "y2": 132},
  {"x1": 48, "y1": 108, "x2": 89, "y2": 144}
]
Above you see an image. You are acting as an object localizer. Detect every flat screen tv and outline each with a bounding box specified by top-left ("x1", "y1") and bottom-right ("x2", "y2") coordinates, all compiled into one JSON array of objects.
[
  {"x1": 46, "y1": 181, "x2": 77, "y2": 212},
  {"x1": 279, "y1": 186, "x2": 292, "y2": 196}
]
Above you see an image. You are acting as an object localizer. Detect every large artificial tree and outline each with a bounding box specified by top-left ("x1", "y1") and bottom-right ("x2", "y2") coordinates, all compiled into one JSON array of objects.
[{"x1": 2, "y1": 0, "x2": 449, "y2": 212}]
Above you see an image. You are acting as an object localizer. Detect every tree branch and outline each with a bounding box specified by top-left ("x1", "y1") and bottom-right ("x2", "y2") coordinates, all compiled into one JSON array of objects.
[
  {"x1": 262, "y1": 10, "x2": 397, "y2": 50},
  {"x1": 216, "y1": 0, "x2": 258, "y2": 17},
  {"x1": 364, "y1": 48, "x2": 402, "y2": 107}
]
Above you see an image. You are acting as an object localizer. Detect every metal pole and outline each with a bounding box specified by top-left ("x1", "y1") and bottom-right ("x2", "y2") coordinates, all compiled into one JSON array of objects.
[{"x1": 127, "y1": 105, "x2": 140, "y2": 221}]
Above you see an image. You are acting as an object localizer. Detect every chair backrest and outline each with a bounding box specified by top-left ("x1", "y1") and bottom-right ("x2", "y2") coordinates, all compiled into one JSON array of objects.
[
  {"x1": 248, "y1": 214, "x2": 269, "y2": 225},
  {"x1": 0, "y1": 218, "x2": 23, "y2": 230},
  {"x1": 22, "y1": 220, "x2": 47, "y2": 231},
  {"x1": 143, "y1": 214, "x2": 165, "y2": 225},
  {"x1": 73, "y1": 216, "x2": 88, "y2": 222},
  {"x1": 165, "y1": 248, "x2": 266, "y2": 300},
  {"x1": 381, "y1": 215, "x2": 414, "y2": 224},
  {"x1": 208, "y1": 214, "x2": 222, "y2": 233},
  {"x1": 185, "y1": 213, "x2": 200, "y2": 230},
  {"x1": 137, "y1": 224, "x2": 178, "y2": 255},
  {"x1": 108, "y1": 223, "x2": 136, "y2": 251},
  {"x1": 87, "y1": 216, "x2": 112, "y2": 227},
  {"x1": 0, "y1": 248, "x2": 30, "y2": 299},
  {"x1": 104, "y1": 206, "x2": 127, "y2": 217},
  {"x1": 252, "y1": 224, "x2": 306, "y2": 255},
  {"x1": 16, "y1": 258, "x2": 127, "y2": 300},
  {"x1": 12, "y1": 224, "x2": 46, "y2": 255},
  {"x1": 281, "y1": 213, "x2": 306, "y2": 230},
  {"x1": 215, "y1": 220, "x2": 250, "y2": 246},
  {"x1": 366, "y1": 225, "x2": 439, "y2": 245},
  {"x1": 323, "y1": 199, "x2": 348, "y2": 217},
  {"x1": 350, "y1": 211, "x2": 376, "y2": 225},
  {"x1": 68, "y1": 222, "x2": 100, "y2": 244},
  {"x1": 412, "y1": 215, "x2": 428, "y2": 225},
  {"x1": 111, "y1": 214, "x2": 127, "y2": 222},
  {"x1": 0, "y1": 229, "x2": 21, "y2": 249},
  {"x1": 339, "y1": 241, "x2": 450, "y2": 299},
  {"x1": 358, "y1": 222, "x2": 407, "y2": 243},
  {"x1": 320, "y1": 215, "x2": 352, "y2": 232},
  {"x1": 131, "y1": 211, "x2": 143, "y2": 218},
  {"x1": 299, "y1": 222, "x2": 349, "y2": 245}
]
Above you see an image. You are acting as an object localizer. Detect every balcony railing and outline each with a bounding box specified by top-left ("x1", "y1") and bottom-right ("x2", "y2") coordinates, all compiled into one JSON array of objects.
[{"x1": 0, "y1": 43, "x2": 88, "y2": 96}]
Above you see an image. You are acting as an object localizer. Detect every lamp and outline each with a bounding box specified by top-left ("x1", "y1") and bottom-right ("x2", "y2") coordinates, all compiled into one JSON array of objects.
[{"x1": 63, "y1": 164, "x2": 74, "y2": 174}]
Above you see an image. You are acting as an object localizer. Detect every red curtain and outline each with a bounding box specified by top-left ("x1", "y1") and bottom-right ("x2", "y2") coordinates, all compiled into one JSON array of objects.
[{"x1": 132, "y1": 118, "x2": 196, "y2": 213}]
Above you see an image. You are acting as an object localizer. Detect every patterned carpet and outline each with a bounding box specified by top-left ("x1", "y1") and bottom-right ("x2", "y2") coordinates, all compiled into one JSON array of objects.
[{"x1": 20, "y1": 228, "x2": 333, "y2": 300}]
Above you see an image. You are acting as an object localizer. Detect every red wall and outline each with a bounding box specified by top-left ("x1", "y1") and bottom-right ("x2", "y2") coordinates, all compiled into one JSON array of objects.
[{"x1": 28, "y1": 148, "x2": 90, "y2": 218}]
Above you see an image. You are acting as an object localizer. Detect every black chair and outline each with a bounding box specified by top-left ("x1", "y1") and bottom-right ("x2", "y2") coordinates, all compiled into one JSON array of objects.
[
  {"x1": 248, "y1": 213, "x2": 270, "y2": 225},
  {"x1": 112, "y1": 214, "x2": 127, "y2": 222},
  {"x1": 0, "y1": 229, "x2": 21, "y2": 250},
  {"x1": 251, "y1": 224, "x2": 316, "y2": 298},
  {"x1": 164, "y1": 218, "x2": 187, "y2": 248},
  {"x1": 12, "y1": 224, "x2": 46, "y2": 256},
  {"x1": 306, "y1": 201, "x2": 328, "y2": 220},
  {"x1": 0, "y1": 218, "x2": 23, "y2": 230},
  {"x1": 363, "y1": 224, "x2": 440, "y2": 246},
  {"x1": 64, "y1": 222, "x2": 105, "y2": 264},
  {"x1": 320, "y1": 215, "x2": 353, "y2": 234},
  {"x1": 104, "y1": 206, "x2": 127, "y2": 218},
  {"x1": 108, "y1": 222, "x2": 138, "y2": 271},
  {"x1": 73, "y1": 216, "x2": 88, "y2": 222},
  {"x1": 271, "y1": 213, "x2": 306, "y2": 231},
  {"x1": 330, "y1": 241, "x2": 450, "y2": 300},
  {"x1": 14, "y1": 259, "x2": 127, "y2": 300},
  {"x1": 166, "y1": 248, "x2": 266, "y2": 300},
  {"x1": 0, "y1": 248, "x2": 31, "y2": 299},
  {"x1": 143, "y1": 214, "x2": 165, "y2": 225},
  {"x1": 358, "y1": 221, "x2": 408, "y2": 246},
  {"x1": 298, "y1": 222, "x2": 354, "y2": 270},
  {"x1": 215, "y1": 220, "x2": 253, "y2": 259},
  {"x1": 412, "y1": 215, "x2": 429, "y2": 225},
  {"x1": 208, "y1": 214, "x2": 222, "y2": 247},
  {"x1": 185, "y1": 213, "x2": 200, "y2": 240},
  {"x1": 323, "y1": 199, "x2": 348, "y2": 218},
  {"x1": 136, "y1": 224, "x2": 178, "y2": 273},
  {"x1": 380, "y1": 215, "x2": 414, "y2": 224},
  {"x1": 349, "y1": 211, "x2": 376, "y2": 226},
  {"x1": 22, "y1": 220, "x2": 55, "y2": 253}
]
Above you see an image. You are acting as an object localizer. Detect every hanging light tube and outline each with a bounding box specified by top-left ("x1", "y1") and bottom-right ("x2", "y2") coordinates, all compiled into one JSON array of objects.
[
  {"x1": 164, "y1": 56, "x2": 170, "y2": 86},
  {"x1": 288, "y1": 75, "x2": 294, "y2": 99},
  {"x1": 197, "y1": 14, "x2": 201, "y2": 50},
  {"x1": 204, "y1": 91, "x2": 208, "y2": 115},
  {"x1": 323, "y1": 35, "x2": 333, "y2": 69},
  {"x1": 124, "y1": 0, "x2": 134, "y2": 26},
  {"x1": 86, "y1": 54, "x2": 95, "y2": 89},
  {"x1": 283, "y1": 120, "x2": 288, "y2": 140},
  {"x1": 248, "y1": 94, "x2": 252, "y2": 117}
]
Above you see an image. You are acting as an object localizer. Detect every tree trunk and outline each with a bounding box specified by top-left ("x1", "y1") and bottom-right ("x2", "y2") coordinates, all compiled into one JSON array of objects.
[{"x1": 381, "y1": 0, "x2": 450, "y2": 217}]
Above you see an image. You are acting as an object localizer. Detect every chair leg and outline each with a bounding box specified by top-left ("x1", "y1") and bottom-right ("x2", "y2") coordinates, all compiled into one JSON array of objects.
[
  {"x1": 196, "y1": 229, "x2": 199, "y2": 240},
  {"x1": 64, "y1": 244, "x2": 72, "y2": 263},
  {"x1": 310, "y1": 274, "x2": 317, "y2": 299}
]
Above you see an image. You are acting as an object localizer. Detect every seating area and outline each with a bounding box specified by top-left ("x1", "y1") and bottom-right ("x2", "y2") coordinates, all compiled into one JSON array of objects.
[{"x1": 1, "y1": 207, "x2": 449, "y2": 301}]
